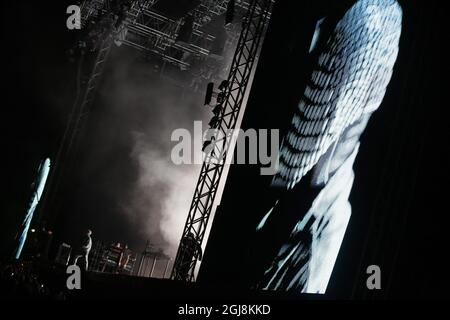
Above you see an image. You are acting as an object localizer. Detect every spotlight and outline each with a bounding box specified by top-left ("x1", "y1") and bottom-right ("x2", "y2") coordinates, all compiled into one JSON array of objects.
[
  {"x1": 209, "y1": 116, "x2": 220, "y2": 128},
  {"x1": 217, "y1": 92, "x2": 227, "y2": 104}
]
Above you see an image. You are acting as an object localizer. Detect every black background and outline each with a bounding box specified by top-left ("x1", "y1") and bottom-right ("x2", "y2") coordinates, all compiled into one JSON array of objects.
[{"x1": 2, "y1": 0, "x2": 449, "y2": 299}]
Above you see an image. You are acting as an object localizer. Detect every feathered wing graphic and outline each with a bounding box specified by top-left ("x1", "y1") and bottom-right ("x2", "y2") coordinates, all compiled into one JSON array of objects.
[
  {"x1": 257, "y1": 0, "x2": 402, "y2": 294},
  {"x1": 272, "y1": 0, "x2": 402, "y2": 189}
]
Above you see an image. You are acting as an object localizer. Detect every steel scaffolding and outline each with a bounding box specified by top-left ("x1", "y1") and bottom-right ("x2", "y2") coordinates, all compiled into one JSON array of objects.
[{"x1": 171, "y1": 0, "x2": 274, "y2": 282}]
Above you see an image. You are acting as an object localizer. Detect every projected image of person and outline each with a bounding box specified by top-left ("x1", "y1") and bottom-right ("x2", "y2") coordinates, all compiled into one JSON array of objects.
[
  {"x1": 71, "y1": 229, "x2": 93, "y2": 271},
  {"x1": 255, "y1": 0, "x2": 402, "y2": 294}
]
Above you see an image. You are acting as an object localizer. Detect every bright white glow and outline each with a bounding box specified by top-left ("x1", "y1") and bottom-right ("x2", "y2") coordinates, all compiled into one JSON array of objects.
[{"x1": 15, "y1": 158, "x2": 51, "y2": 259}]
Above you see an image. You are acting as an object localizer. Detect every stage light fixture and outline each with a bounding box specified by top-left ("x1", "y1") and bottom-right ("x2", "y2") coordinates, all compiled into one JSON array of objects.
[
  {"x1": 176, "y1": 14, "x2": 195, "y2": 45},
  {"x1": 218, "y1": 80, "x2": 229, "y2": 91}
]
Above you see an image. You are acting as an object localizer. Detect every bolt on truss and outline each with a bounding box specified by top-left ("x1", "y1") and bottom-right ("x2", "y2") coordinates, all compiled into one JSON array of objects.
[{"x1": 171, "y1": 0, "x2": 274, "y2": 282}]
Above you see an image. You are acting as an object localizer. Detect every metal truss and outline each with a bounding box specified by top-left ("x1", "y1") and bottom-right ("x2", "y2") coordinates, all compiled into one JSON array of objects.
[
  {"x1": 39, "y1": 0, "x2": 248, "y2": 228},
  {"x1": 171, "y1": 0, "x2": 274, "y2": 282},
  {"x1": 39, "y1": 32, "x2": 115, "y2": 227}
]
